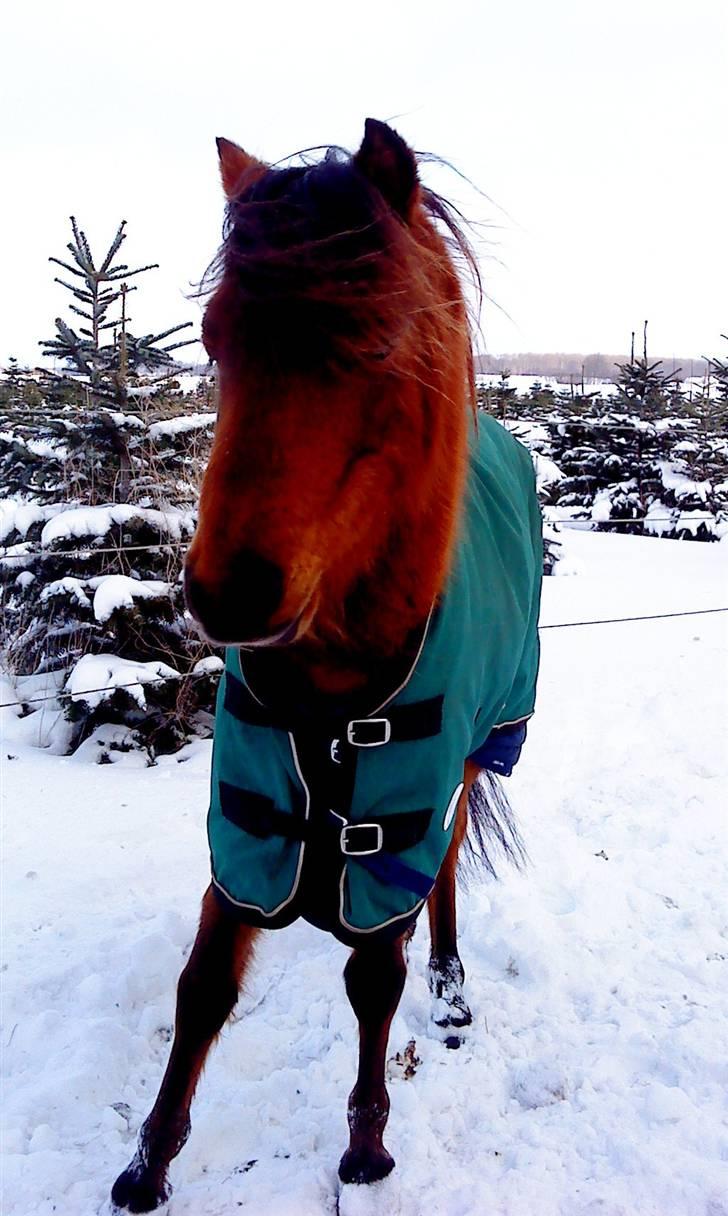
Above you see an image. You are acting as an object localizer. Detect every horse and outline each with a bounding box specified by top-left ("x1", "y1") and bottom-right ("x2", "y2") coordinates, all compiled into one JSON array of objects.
[{"x1": 111, "y1": 118, "x2": 542, "y2": 1213}]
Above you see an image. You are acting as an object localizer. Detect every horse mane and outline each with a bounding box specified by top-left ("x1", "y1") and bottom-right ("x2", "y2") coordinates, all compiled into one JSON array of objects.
[{"x1": 201, "y1": 145, "x2": 480, "y2": 404}]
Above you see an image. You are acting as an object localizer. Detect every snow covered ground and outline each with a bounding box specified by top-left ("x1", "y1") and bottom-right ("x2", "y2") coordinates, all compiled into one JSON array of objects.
[{"x1": 2, "y1": 532, "x2": 727, "y2": 1216}]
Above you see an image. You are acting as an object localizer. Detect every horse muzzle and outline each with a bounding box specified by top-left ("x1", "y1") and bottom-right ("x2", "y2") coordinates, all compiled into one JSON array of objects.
[{"x1": 184, "y1": 548, "x2": 291, "y2": 647}]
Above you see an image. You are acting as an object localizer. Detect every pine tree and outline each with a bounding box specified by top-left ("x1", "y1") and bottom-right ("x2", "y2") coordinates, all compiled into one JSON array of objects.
[
  {"x1": 0, "y1": 223, "x2": 218, "y2": 761},
  {"x1": 0, "y1": 359, "x2": 43, "y2": 410},
  {"x1": 40, "y1": 218, "x2": 195, "y2": 502},
  {"x1": 706, "y1": 334, "x2": 728, "y2": 409},
  {"x1": 677, "y1": 337, "x2": 728, "y2": 494},
  {"x1": 613, "y1": 321, "x2": 681, "y2": 419},
  {"x1": 478, "y1": 370, "x2": 520, "y2": 421},
  {"x1": 42, "y1": 218, "x2": 193, "y2": 389}
]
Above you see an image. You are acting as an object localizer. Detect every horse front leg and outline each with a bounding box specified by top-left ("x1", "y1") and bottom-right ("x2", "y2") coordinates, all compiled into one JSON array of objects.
[
  {"x1": 427, "y1": 763, "x2": 477, "y2": 1048},
  {"x1": 339, "y1": 932, "x2": 408, "y2": 1185},
  {"x1": 111, "y1": 887, "x2": 259, "y2": 1213}
]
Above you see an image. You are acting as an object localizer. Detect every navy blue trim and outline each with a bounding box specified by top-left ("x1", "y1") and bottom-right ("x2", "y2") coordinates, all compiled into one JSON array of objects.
[
  {"x1": 355, "y1": 852, "x2": 434, "y2": 900},
  {"x1": 469, "y1": 720, "x2": 527, "y2": 777}
]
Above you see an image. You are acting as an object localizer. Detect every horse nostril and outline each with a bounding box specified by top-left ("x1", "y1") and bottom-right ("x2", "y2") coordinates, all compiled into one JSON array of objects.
[
  {"x1": 227, "y1": 548, "x2": 284, "y2": 622},
  {"x1": 183, "y1": 564, "x2": 208, "y2": 622},
  {"x1": 185, "y1": 550, "x2": 285, "y2": 644}
]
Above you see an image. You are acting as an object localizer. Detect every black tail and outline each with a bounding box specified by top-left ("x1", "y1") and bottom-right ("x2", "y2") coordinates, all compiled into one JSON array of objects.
[{"x1": 460, "y1": 771, "x2": 528, "y2": 882}]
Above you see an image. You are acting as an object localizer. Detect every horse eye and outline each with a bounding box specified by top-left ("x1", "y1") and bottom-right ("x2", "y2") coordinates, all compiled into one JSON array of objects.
[{"x1": 339, "y1": 446, "x2": 377, "y2": 489}]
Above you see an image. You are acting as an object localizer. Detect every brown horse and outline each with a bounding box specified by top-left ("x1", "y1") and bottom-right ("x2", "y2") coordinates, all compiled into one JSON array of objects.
[{"x1": 111, "y1": 119, "x2": 535, "y2": 1213}]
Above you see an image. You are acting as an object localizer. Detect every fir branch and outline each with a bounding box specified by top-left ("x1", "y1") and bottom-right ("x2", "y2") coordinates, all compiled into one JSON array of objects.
[
  {"x1": 106, "y1": 263, "x2": 160, "y2": 281},
  {"x1": 49, "y1": 258, "x2": 87, "y2": 279},
  {"x1": 99, "y1": 221, "x2": 127, "y2": 273}
]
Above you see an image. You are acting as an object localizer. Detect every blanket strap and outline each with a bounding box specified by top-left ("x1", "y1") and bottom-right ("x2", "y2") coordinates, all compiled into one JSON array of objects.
[
  {"x1": 224, "y1": 672, "x2": 443, "y2": 743},
  {"x1": 219, "y1": 782, "x2": 435, "y2": 899}
]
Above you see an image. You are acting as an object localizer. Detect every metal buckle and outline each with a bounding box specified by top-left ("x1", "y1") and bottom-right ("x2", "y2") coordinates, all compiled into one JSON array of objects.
[
  {"x1": 340, "y1": 823, "x2": 384, "y2": 857},
  {"x1": 346, "y1": 718, "x2": 392, "y2": 747}
]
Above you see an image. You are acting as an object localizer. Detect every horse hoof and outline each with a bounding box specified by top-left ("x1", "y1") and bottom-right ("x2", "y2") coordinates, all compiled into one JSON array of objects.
[
  {"x1": 435, "y1": 1000, "x2": 472, "y2": 1029},
  {"x1": 110, "y1": 1164, "x2": 170, "y2": 1213},
  {"x1": 338, "y1": 1145, "x2": 395, "y2": 1185}
]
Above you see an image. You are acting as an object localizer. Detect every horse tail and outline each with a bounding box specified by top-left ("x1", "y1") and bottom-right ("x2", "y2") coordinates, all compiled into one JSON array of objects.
[{"x1": 461, "y1": 770, "x2": 528, "y2": 882}]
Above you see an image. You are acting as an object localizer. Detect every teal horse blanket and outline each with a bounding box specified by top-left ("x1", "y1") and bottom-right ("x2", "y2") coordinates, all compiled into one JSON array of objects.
[{"x1": 207, "y1": 415, "x2": 543, "y2": 943}]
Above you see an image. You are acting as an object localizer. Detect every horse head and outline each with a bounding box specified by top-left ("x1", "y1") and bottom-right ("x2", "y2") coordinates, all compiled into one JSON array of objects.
[{"x1": 185, "y1": 120, "x2": 474, "y2": 655}]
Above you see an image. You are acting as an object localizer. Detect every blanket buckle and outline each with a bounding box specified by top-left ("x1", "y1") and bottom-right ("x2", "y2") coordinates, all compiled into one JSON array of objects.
[{"x1": 340, "y1": 822, "x2": 384, "y2": 857}]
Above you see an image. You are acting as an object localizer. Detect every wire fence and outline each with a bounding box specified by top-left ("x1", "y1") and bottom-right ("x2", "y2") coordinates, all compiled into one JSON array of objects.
[
  {"x1": 1, "y1": 513, "x2": 723, "y2": 565},
  {"x1": 548, "y1": 516, "x2": 720, "y2": 529},
  {"x1": 0, "y1": 540, "x2": 189, "y2": 560},
  {"x1": 1, "y1": 605, "x2": 726, "y2": 712},
  {"x1": 0, "y1": 540, "x2": 190, "y2": 560}
]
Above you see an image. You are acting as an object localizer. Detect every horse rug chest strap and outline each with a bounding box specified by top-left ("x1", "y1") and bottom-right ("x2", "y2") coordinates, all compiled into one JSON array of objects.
[
  {"x1": 221, "y1": 673, "x2": 442, "y2": 900},
  {"x1": 223, "y1": 670, "x2": 443, "y2": 743}
]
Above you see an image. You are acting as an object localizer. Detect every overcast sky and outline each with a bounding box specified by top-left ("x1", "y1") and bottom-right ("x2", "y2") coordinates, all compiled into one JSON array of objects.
[{"x1": 2, "y1": 0, "x2": 726, "y2": 368}]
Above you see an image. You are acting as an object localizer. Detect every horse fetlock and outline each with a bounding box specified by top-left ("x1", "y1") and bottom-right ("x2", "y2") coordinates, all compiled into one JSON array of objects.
[
  {"x1": 428, "y1": 955, "x2": 472, "y2": 1042},
  {"x1": 427, "y1": 953, "x2": 465, "y2": 998},
  {"x1": 347, "y1": 1093, "x2": 390, "y2": 1138}
]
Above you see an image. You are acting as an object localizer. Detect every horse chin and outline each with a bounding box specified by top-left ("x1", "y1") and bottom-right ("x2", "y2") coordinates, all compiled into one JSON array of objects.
[
  {"x1": 237, "y1": 614, "x2": 304, "y2": 650},
  {"x1": 222, "y1": 597, "x2": 318, "y2": 651}
]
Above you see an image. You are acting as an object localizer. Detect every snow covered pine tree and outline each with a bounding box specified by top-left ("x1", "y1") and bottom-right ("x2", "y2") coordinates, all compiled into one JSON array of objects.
[{"x1": 0, "y1": 219, "x2": 221, "y2": 760}]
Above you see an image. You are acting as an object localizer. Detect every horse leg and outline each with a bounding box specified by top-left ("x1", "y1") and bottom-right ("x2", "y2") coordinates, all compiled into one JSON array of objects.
[
  {"x1": 427, "y1": 765, "x2": 477, "y2": 1048},
  {"x1": 111, "y1": 887, "x2": 258, "y2": 1213},
  {"x1": 338, "y1": 933, "x2": 408, "y2": 1185}
]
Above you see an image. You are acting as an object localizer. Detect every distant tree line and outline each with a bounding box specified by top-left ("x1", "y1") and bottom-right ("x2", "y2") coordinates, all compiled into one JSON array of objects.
[{"x1": 475, "y1": 351, "x2": 711, "y2": 382}]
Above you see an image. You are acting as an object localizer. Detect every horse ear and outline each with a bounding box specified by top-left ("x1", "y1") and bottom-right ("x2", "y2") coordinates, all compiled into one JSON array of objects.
[
  {"x1": 354, "y1": 119, "x2": 419, "y2": 219},
  {"x1": 216, "y1": 137, "x2": 267, "y2": 199}
]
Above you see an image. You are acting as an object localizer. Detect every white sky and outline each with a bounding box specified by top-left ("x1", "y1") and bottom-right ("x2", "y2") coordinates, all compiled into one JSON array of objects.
[{"x1": 2, "y1": 0, "x2": 726, "y2": 367}]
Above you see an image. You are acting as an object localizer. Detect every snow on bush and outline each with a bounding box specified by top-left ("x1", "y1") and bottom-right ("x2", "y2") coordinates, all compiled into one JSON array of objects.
[
  {"x1": 0, "y1": 385, "x2": 220, "y2": 759},
  {"x1": 41, "y1": 503, "x2": 195, "y2": 546},
  {"x1": 90, "y1": 575, "x2": 172, "y2": 623},
  {"x1": 66, "y1": 652, "x2": 179, "y2": 710},
  {"x1": 0, "y1": 499, "x2": 63, "y2": 544},
  {"x1": 148, "y1": 412, "x2": 216, "y2": 441}
]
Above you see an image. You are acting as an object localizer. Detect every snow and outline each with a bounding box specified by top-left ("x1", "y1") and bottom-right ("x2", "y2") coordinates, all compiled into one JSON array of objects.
[
  {"x1": 477, "y1": 374, "x2": 616, "y2": 398},
  {"x1": 0, "y1": 499, "x2": 62, "y2": 545},
  {"x1": 657, "y1": 461, "x2": 711, "y2": 503},
  {"x1": 40, "y1": 576, "x2": 92, "y2": 609},
  {"x1": 102, "y1": 411, "x2": 146, "y2": 431},
  {"x1": 0, "y1": 433, "x2": 69, "y2": 459},
  {"x1": 64, "y1": 653, "x2": 180, "y2": 710},
  {"x1": 2, "y1": 532, "x2": 727, "y2": 1215},
  {"x1": 90, "y1": 575, "x2": 172, "y2": 623},
  {"x1": 40, "y1": 504, "x2": 196, "y2": 546},
  {"x1": 192, "y1": 655, "x2": 225, "y2": 676},
  {"x1": 590, "y1": 491, "x2": 614, "y2": 522},
  {"x1": 532, "y1": 452, "x2": 564, "y2": 494},
  {"x1": 148, "y1": 413, "x2": 216, "y2": 441}
]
